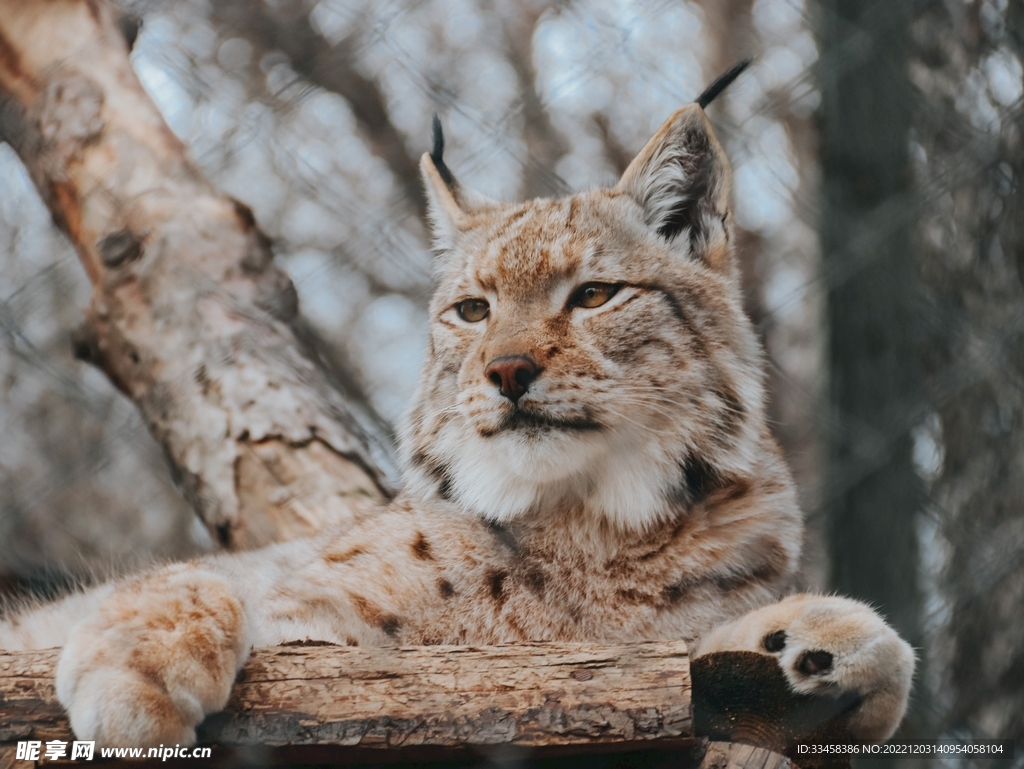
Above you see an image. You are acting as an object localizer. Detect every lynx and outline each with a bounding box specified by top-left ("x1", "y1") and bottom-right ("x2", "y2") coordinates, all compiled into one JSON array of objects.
[{"x1": 0, "y1": 69, "x2": 914, "y2": 747}]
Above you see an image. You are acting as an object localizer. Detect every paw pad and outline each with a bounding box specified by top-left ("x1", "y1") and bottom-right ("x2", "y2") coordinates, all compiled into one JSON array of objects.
[
  {"x1": 797, "y1": 650, "x2": 833, "y2": 675},
  {"x1": 763, "y1": 630, "x2": 786, "y2": 653}
]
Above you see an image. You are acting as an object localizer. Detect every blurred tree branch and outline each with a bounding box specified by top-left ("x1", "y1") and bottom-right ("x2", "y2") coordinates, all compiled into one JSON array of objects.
[
  {"x1": 210, "y1": 0, "x2": 573, "y2": 205},
  {"x1": 484, "y1": 0, "x2": 572, "y2": 199},
  {"x1": 209, "y1": 0, "x2": 428, "y2": 216},
  {"x1": 591, "y1": 113, "x2": 632, "y2": 176},
  {"x1": 0, "y1": 0, "x2": 394, "y2": 551}
]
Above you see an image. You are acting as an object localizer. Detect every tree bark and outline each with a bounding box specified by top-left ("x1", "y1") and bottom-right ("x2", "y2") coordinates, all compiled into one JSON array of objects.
[
  {"x1": 0, "y1": 643, "x2": 863, "y2": 767},
  {"x1": 0, "y1": 642, "x2": 692, "y2": 755},
  {"x1": 0, "y1": 0, "x2": 396, "y2": 550}
]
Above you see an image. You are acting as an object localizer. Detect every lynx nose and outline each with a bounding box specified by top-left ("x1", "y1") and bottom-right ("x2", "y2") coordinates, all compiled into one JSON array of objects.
[{"x1": 485, "y1": 356, "x2": 539, "y2": 403}]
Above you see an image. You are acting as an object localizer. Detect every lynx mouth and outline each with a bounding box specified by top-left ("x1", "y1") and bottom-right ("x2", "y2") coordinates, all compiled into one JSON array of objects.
[{"x1": 481, "y1": 408, "x2": 604, "y2": 437}]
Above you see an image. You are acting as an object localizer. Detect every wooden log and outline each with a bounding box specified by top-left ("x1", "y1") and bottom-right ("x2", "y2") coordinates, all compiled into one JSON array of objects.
[
  {"x1": 0, "y1": 641, "x2": 692, "y2": 759},
  {"x1": 0, "y1": 0, "x2": 395, "y2": 550},
  {"x1": 1, "y1": 644, "x2": 855, "y2": 769}
]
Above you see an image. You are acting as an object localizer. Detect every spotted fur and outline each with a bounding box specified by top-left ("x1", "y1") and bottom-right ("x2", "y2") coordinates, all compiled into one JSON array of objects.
[{"x1": 1, "y1": 101, "x2": 913, "y2": 747}]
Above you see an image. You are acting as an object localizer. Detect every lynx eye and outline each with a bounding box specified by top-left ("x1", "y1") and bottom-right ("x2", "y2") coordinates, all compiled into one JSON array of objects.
[
  {"x1": 455, "y1": 298, "x2": 490, "y2": 323},
  {"x1": 570, "y1": 282, "x2": 620, "y2": 309}
]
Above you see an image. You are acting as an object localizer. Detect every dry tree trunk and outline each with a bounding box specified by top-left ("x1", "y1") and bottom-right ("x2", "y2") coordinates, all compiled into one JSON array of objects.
[{"x1": 0, "y1": 0, "x2": 395, "y2": 551}]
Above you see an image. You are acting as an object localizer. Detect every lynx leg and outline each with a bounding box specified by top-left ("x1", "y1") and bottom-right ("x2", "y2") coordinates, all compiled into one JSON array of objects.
[
  {"x1": 55, "y1": 564, "x2": 249, "y2": 747},
  {"x1": 695, "y1": 594, "x2": 914, "y2": 743}
]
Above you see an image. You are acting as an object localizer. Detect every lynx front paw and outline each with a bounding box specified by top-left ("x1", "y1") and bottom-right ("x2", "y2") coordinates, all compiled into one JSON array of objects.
[
  {"x1": 55, "y1": 565, "x2": 248, "y2": 747},
  {"x1": 695, "y1": 594, "x2": 914, "y2": 743}
]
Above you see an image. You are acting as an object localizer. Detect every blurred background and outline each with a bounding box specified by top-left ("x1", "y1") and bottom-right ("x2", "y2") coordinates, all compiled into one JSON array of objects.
[{"x1": 0, "y1": 0, "x2": 1021, "y2": 758}]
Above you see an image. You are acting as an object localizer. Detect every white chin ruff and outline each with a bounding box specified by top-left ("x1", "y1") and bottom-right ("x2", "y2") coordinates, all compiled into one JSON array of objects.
[{"x1": 437, "y1": 424, "x2": 683, "y2": 531}]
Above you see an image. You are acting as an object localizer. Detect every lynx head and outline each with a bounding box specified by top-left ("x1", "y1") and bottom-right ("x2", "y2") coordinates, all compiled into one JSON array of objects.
[{"x1": 400, "y1": 95, "x2": 769, "y2": 532}]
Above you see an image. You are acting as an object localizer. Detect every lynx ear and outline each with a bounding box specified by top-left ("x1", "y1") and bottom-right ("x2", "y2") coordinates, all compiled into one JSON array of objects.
[
  {"x1": 616, "y1": 104, "x2": 732, "y2": 270},
  {"x1": 420, "y1": 116, "x2": 493, "y2": 252}
]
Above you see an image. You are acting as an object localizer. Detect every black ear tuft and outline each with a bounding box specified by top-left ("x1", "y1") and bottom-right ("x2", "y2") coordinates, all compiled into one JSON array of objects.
[
  {"x1": 696, "y1": 59, "x2": 751, "y2": 109},
  {"x1": 431, "y1": 114, "x2": 455, "y2": 187},
  {"x1": 431, "y1": 114, "x2": 444, "y2": 163}
]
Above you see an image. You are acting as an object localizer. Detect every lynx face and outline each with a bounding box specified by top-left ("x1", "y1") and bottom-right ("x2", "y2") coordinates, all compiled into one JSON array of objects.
[{"x1": 401, "y1": 106, "x2": 769, "y2": 531}]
